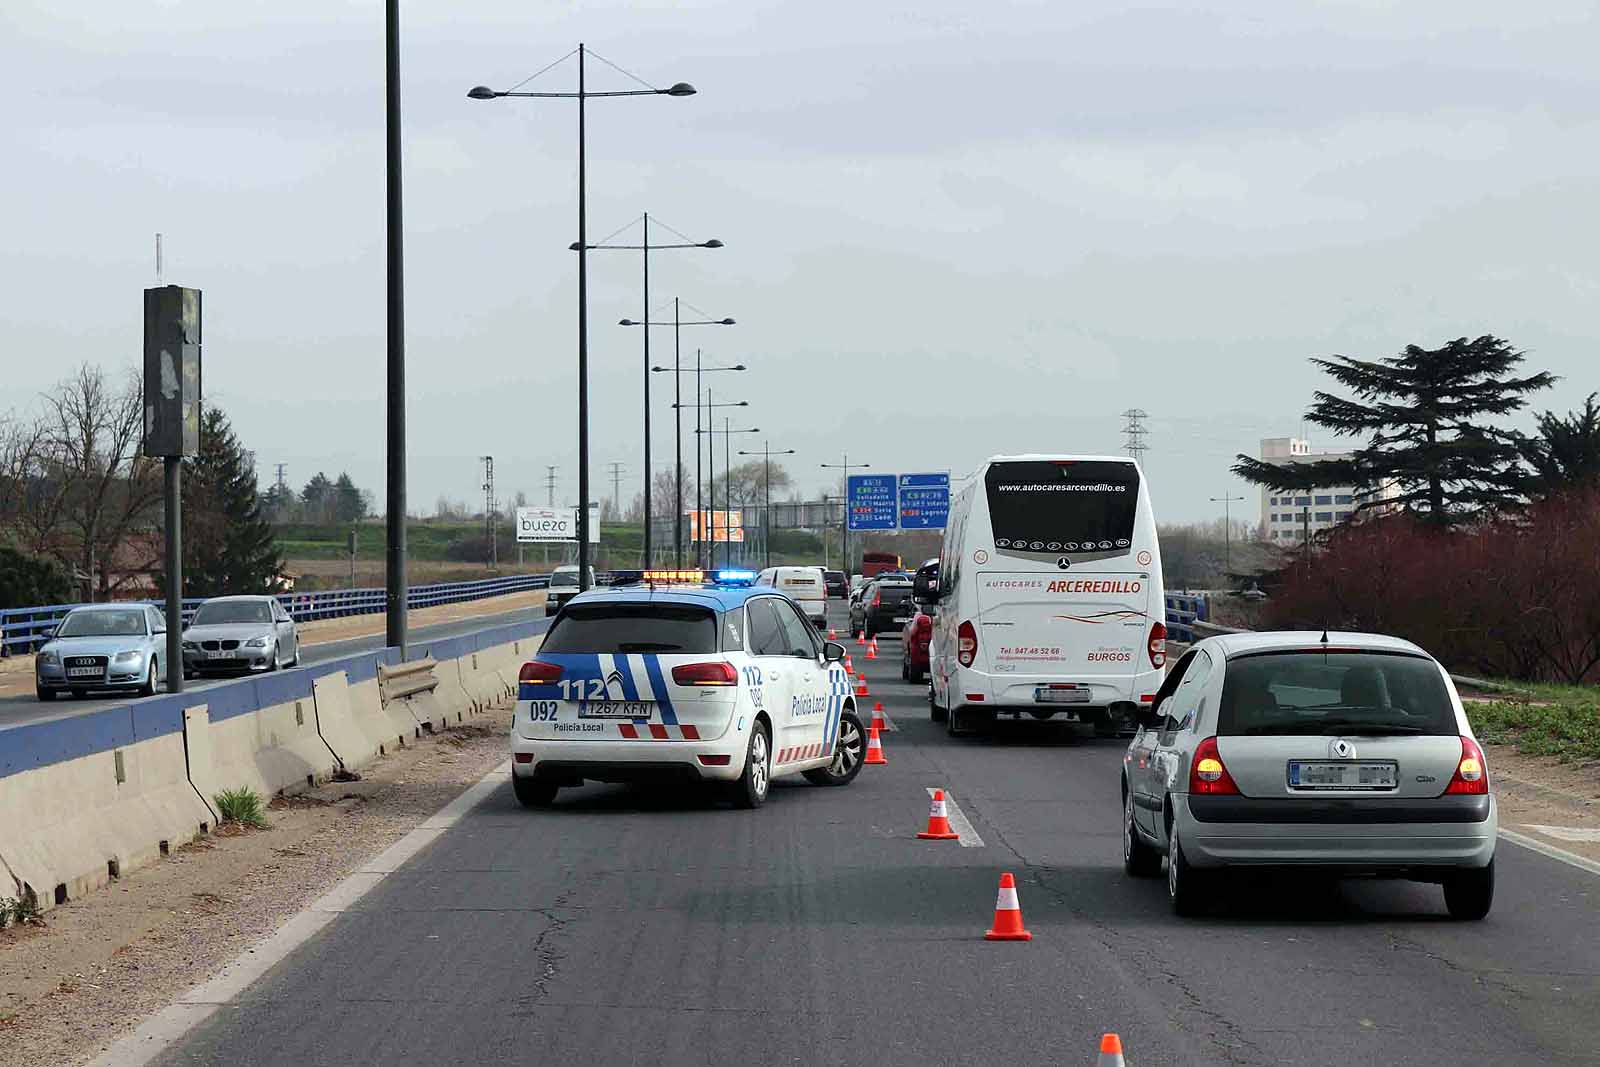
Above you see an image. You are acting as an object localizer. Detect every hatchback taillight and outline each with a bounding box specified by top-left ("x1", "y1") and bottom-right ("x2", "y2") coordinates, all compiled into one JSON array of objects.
[
  {"x1": 518, "y1": 660, "x2": 563, "y2": 685},
  {"x1": 915, "y1": 616, "x2": 932, "y2": 637},
  {"x1": 872, "y1": 592, "x2": 882, "y2": 609},
  {"x1": 1188, "y1": 736, "x2": 1240, "y2": 795},
  {"x1": 1148, "y1": 621, "x2": 1167, "y2": 670},
  {"x1": 957, "y1": 620, "x2": 978, "y2": 667},
  {"x1": 671, "y1": 661, "x2": 738, "y2": 686},
  {"x1": 1444, "y1": 736, "x2": 1489, "y2": 795}
]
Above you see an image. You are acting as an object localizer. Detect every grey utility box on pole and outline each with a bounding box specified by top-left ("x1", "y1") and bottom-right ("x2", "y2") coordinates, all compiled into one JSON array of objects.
[{"x1": 143, "y1": 285, "x2": 202, "y2": 695}]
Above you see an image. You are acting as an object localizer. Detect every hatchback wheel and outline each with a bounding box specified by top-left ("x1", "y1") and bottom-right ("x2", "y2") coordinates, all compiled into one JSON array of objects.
[
  {"x1": 1167, "y1": 821, "x2": 1210, "y2": 916},
  {"x1": 1123, "y1": 789, "x2": 1161, "y2": 877},
  {"x1": 1443, "y1": 860, "x2": 1494, "y2": 920},
  {"x1": 729, "y1": 722, "x2": 772, "y2": 809},
  {"x1": 803, "y1": 711, "x2": 864, "y2": 787},
  {"x1": 513, "y1": 775, "x2": 558, "y2": 809}
]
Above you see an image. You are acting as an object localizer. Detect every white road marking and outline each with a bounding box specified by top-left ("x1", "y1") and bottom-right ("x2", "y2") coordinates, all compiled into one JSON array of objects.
[
  {"x1": 1500, "y1": 828, "x2": 1600, "y2": 878},
  {"x1": 1521, "y1": 824, "x2": 1600, "y2": 843},
  {"x1": 88, "y1": 760, "x2": 514, "y2": 1067},
  {"x1": 926, "y1": 786, "x2": 985, "y2": 848}
]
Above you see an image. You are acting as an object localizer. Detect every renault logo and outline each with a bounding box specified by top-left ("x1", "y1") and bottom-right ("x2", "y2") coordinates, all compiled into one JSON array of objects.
[{"x1": 1329, "y1": 738, "x2": 1355, "y2": 760}]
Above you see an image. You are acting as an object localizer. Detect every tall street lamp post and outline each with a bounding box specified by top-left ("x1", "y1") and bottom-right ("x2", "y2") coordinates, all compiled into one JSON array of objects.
[
  {"x1": 620, "y1": 301, "x2": 734, "y2": 565},
  {"x1": 385, "y1": 0, "x2": 407, "y2": 654},
  {"x1": 587, "y1": 222, "x2": 723, "y2": 567},
  {"x1": 738, "y1": 442, "x2": 795, "y2": 568},
  {"x1": 820, "y1": 455, "x2": 871, "y2": 577},
  {"x1": 468, "y1": 46, "x2": 696, "y2": 591},
  {"x1": 675, "y1": 387, "x2": 750, "y2": 567},
  {"x1": 698, "y1": 421, "x2": 760, "y2": 569},
  {"x1": 653, "y1": 350, "x2": 743, "y2": 566},
  {"x1": 1211, "y1": 493, "x2": 1246, "y2": 577}
]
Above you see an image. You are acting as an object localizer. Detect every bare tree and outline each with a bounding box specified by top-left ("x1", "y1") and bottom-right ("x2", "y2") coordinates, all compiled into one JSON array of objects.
[
  {"x1": 24, "y1": 366, "x2": 161, "y2": 598},
  {"x1": 0, "y1": 412, "x2": 43, "y2": 536}
]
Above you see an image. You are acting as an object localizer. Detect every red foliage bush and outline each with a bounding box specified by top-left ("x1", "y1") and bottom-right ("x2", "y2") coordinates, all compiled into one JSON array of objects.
[{"x1": 1262, "y1": 488, "x2": 1600, "y2": 683}]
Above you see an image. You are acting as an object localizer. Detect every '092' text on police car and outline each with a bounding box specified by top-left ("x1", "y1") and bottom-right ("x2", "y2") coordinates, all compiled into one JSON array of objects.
[{"x1": 511, "y1": 570, "x2": 865, "y2": 808}]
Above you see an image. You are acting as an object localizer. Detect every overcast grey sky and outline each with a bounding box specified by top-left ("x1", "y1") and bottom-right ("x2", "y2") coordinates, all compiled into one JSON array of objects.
[{"x1": 3, "y1": 0, "x2": 1597, "y2": 524}]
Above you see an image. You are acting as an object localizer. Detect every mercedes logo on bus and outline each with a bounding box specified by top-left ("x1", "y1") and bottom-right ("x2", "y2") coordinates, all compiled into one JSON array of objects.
[{"x1": 1056, "y1": 556, "x2": 1071, "y2": 570}]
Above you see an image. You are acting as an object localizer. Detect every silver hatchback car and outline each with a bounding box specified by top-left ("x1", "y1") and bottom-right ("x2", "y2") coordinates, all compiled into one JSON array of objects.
[{"x1": 1121, "y1": 631, "x2": 1496, "y2": 919}]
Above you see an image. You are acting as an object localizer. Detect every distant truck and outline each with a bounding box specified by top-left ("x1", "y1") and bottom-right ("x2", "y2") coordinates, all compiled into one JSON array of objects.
[{"x1": 859, "y1": 551, "x2": 902, "y2": 579}]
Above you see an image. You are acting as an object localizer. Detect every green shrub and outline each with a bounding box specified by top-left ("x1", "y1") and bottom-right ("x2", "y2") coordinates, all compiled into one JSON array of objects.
[{"x1": 214, "y1": 787, "x2": 269, "y2": 828}]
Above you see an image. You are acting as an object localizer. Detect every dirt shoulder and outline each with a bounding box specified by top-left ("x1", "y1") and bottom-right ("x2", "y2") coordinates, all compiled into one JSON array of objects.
[
  {"x1": 0, "y1": 589, "x2": 545, "y2": 691},
  {"x1": 0, "y1": 707, "x2": 515, "y2": 1066},
  {"x1": 1485, "y1": 745, "x2": 1600, "y2": 865}
]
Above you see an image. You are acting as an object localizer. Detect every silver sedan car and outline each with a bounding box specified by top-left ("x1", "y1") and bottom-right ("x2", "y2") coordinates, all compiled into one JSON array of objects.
[
  {"x1": 1121, "y1": 631, "x2": 1496, "y2": 920},
  {"x1": 35, "y1": 604, "x2": 170, "y2": 700},
  {"x1": 182, "y1": 595, "x2": 300, "y2": 676}
]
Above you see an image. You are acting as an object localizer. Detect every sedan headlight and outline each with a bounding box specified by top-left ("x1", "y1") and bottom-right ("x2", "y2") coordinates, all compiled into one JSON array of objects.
[
  {"x1": 244, "y1": 636, "x2": 271, "y2": 648},
  {"x1": 182, "y1": 641, "x2": 199, "y2": 650},
  {"x1": 37, "y1": 650, "x2": 60, "y2": 666},
  {"x1": 113, "y1": 650, "x2": 143, "y2": 664}
]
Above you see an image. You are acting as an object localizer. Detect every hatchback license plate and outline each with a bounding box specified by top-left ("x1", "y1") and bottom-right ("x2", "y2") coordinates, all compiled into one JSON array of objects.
[
  {"x1": 577, "y1": 700, "x2": 655, "y2": 720},
  {"x1": 67, "y1": 666, "x2": 101, "y2": 678},
  {"x1": 1035, "y1": 687, "x2": 1090, "y2": 704},
  {"x1": 1288, "y1": 761, "x2": 1397, "y2": 790}
]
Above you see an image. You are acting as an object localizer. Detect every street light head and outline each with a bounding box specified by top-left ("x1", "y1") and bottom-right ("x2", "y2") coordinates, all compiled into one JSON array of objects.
[
  {"x1": 732, "y1": 363, "x2": 747, "y2": 370},
  {"x1": 736, "y1": 401, "x2": 750, "y2": 406},
  {"x1": 651, "y1": 365, "x2": 669, "y2": 373},
  {"x1": 619, "y1": 318, "x2": 638, "y2": 326},
  {"x1": 664, "y1": 82, "x2": 697, "y2": 97},
  {"x1": 719, "y1": 318, "x2": 736, "y2": 325},
  {"x1": 467, "y1": 86, "x2": 498, "y2": 100},
  {"x1": 569, "y1": 241, "x2": 585, "y2": 251},
  {"x1": 701, "y1": 239, "x2": 724, "y2": 249}
]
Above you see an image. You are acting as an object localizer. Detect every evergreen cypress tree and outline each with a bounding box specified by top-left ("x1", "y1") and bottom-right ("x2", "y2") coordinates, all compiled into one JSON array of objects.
[
  {"x1": 1232, "y1": 336, "x2": 1554, "y2": 526},
  {"x1": 179, "y1": 409, "x2": 284, "y2": 596},
  {"x1": 1519, "y1": 392, "x2": 1600, "y2": 496}
]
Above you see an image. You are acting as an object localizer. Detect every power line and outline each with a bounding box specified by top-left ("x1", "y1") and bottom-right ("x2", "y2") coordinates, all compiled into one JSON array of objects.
[
  {"x1": 1121, "y1": 408, "x2": 1150, "y2": 465},
  {"x1": 480, "y1": 456, "x2": 497, "y2": 570},
  {"x1": 545, "y1": 465, "x2": 558, "y2": 506},
  {"x1": 607, "y1": 461, "x2": 627, "y2": 517}
]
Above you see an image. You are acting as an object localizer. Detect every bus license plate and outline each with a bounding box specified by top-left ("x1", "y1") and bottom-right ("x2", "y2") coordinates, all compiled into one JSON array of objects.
[
  {"x1": 577, "y1": 700, "x2": 655, "y2": 720},
  {"x1": 1035, "y1": 687, "x2": 1090, "y2": 704},
  {"x1": 1288, "y1": 761, "x2": 1397, "y2": 790}
]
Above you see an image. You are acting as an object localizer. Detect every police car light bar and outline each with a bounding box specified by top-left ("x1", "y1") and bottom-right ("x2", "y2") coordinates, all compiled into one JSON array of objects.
[
  {"x1": 643, "y1": 568, "x2": 704, "y2": 584},
  {"x1": 714, "y1": 569, "x2": 758, "y2": 585}
]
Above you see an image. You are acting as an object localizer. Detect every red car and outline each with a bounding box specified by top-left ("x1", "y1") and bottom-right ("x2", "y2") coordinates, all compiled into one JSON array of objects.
[{"x1": 901, "y1": 608, "x2": 933, "y2": 682}]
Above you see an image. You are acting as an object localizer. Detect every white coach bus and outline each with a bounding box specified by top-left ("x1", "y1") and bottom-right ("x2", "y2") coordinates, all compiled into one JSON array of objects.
[{"x1": 927, "y1": 455, "x2": 1165, "y2": 736}]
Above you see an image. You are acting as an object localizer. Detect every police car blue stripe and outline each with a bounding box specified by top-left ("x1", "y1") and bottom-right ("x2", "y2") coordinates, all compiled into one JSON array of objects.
[
  {"x1": 614, "y1": 655, "x2": 641, "y2": 701},
  {"x1": 641, "y1": 654, "x2": 678, "y2": 725}
]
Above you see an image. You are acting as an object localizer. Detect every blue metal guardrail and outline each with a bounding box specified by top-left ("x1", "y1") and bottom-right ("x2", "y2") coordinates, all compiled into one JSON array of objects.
[
  {"x1": 1164, "y1": 593, "x2": 1209, "y2": 644},
  {"x1": 0, "y1": 574, "x2": 559, "y2": 657}
]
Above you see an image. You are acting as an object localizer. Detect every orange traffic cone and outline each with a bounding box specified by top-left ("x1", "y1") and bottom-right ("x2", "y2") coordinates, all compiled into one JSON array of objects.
[
  {"x1": 918, "y1": 789, "x2": 960, "y2": 840},
  {"x1": 866, "y1": 642, "x2": 877, "y2": 661},
  {"x1": 871, "y1": 701, "x2": 886, "y2": 732},
  {"x1": 844, "y1": 655, "x2": 854, "y2": 671},
  {"x1": 984, "y1": 872, "x2": 1031, "y2": 941},
  {"x1": 864, "y1": 725, "x2": 888, "y2": 765},
  {"x1": 1096, "y1": 1033, "x2": 1126, "y2": 1066},
  {"x1": 855, "y1": 680, "x2": 869, "y2": 698}
]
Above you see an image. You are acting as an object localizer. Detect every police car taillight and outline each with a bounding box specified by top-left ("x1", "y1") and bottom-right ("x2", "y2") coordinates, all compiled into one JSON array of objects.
[
  {"x1": 957, "y1": 620, "x2": 978, "y2": 667},
  {"x1": 671, "y1": 661, "x2": 738, "y2": 686},
  {"x1": 1148, "y1": 621, "x2": 1167, "y2": 670},
  {"x1": 1444, "y1": 736, "x2": 1489, "y2": 795},
  {"x1": 518, "y1": 660, "x2": 563, "y2": 684}
]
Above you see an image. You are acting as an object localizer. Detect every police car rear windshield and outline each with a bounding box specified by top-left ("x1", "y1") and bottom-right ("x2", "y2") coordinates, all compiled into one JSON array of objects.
[
  {"x1": 985, "y1": 459, "x2": 1138, "y2": 555},
  {"x1": 540, "y1": 603, "x2": 718, "y2": 654},
  {"x1": 1217, "y1": 651, "x2": 1456, "y2": 737}
]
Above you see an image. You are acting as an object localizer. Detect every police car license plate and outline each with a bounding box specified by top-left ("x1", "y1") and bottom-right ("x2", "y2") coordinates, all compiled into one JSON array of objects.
[
  {"x1": 1288, "y1": 761, "x2": 1397, "y2": 790},
  {"x1": 1035, "y1": 687, "x2": 1090, "y2": 704},
  {"x1": 577, "y1": 700, "x2": 654, "y2": 720}
]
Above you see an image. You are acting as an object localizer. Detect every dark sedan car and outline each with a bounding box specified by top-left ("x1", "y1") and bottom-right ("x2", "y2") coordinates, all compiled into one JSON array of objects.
[
  {"x1": 823, "y1": 570, "x2": 848, "y2": 598},
  {"x1": 849, "y1": 578, "x2": 915, "y2": 639}
]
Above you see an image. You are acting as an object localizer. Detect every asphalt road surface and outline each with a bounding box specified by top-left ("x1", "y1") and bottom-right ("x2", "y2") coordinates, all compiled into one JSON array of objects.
[
  {"x1": 149, "y1": 601, "x2": 1600, "y2": 1066},
  {"x1": 0, "y1": 603, "x2": 550, "y2": 732}
]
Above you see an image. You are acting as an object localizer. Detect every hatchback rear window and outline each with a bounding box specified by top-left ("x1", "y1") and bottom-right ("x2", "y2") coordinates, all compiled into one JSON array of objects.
[
  {"x1": 985, "y1": 459, "x2": 1139, "y2": 556},
  {"x1": 541, "y1": 603, "x2": 718, "y2": 654},
  {"x1": 875, "y1": 586, "x2": 913, "y2": 604},
  {"x1": 1218, "y1": 651, "x2": 1457, "y2": 737}
]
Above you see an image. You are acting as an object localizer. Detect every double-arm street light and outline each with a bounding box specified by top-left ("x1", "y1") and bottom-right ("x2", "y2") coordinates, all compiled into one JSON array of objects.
[
  {"x1": 738, "y1": 442, "x2": 796, "y2": 568},
  {"x1": 677, "y1": 388, "x2": 751, "y2": 567},
  {"x1": 468, "y1": 45, "x2": 696, "y2": 591},
  {"x1": 622, "y1": 301, "x2": 735, "y2": 565},
  {"x1": 698, "y1": 420, "x2": 761, "y2": 569},
  {"x1": 587, "y1": 222, "x2": 723, "y2": 567},
  {"x1": 654, "y1": 346, "x2": 743, "y2": 565},
  {"x1": 820, "y1": 455, "x2": 871, "y2": 576}
]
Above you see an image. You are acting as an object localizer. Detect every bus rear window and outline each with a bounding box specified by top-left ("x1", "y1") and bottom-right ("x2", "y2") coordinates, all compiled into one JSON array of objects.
[{"x1": 984, "y1": 460, "x2": 1139, "y2": 555}]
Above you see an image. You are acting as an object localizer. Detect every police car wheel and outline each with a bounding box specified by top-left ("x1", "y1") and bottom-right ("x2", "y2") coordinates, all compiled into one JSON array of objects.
[
  {"x1": 728, "y1": 722, "x2": 772, "y2": 809},
  {"x1": 803, "y1": 710, "x2": 864, "y2": 787},
  {"x1": 513, "y1": 775, "x2": 559, "y2": 809}
]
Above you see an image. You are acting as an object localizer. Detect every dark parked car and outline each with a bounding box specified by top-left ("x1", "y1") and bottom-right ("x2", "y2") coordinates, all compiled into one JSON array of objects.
[
  {"x1": 849, "y1": 578, "x2": 915, "y2": 639},
  {"x1": 823, "y1": 570, "x2": 848, "y2": 598}
]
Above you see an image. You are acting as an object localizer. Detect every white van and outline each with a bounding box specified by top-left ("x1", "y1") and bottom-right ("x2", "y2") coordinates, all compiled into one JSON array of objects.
[
  {"x1": 928, "y1": 455, "x2": 1165, "y2": 736},
  {"x1": 757, "y1": 566, "x2": 829, "y2": 629}
]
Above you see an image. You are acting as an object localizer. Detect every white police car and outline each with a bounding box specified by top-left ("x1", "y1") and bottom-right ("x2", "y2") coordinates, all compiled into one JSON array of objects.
[{"x1": 511, "y1": 570, "x2": 865, "y2": 808}]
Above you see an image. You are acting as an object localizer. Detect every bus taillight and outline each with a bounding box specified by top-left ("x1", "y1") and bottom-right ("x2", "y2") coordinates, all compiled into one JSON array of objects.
[
  {"x1": 958, "y1": 620, "x2": 978, "y2": 667},
  {"x1": 1148, "y1": 621, "x2": 1167, "y2": 670}
]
